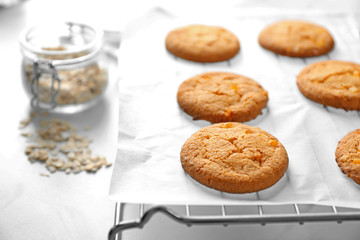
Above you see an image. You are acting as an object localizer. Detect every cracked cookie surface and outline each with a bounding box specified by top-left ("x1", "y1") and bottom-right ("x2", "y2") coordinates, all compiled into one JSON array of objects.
[
  {"x1": 258, "y1": 20, "x2": 334, "y2": 57},
  {"x1": 336, "y1": 129, "x2": 360, "y2": 185},
  {"x1": 177, "y1": 72, "x2": 268, "y2": 123},
  {"x1": 180, "y1": 122, "x2": 288, "y2": 193},
  {"x1": 297, "y1": 60, "x2": 360, "y2": 110},
  {"x1": 165, "y1": 24, "x2": 240, "y2": 63}
]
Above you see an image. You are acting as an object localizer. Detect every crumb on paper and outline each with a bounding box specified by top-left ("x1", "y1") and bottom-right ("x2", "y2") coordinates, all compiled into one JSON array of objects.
[{"x1": 21, "y1": 114, "x2": 111, "y2": 175}]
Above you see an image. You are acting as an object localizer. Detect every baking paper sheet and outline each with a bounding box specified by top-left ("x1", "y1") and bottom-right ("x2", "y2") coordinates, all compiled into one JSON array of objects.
[{"x1": 109, "y1": 8, "x2": 360, "y2": 207}]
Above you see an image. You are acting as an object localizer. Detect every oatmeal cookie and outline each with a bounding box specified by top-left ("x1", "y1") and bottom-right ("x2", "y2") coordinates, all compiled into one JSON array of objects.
[
  {"x1": 165, "y1": 24, "x2": 240, "y2": 62},
  {"x1": 258, "y1": 20, "x2": 334, "y2": 57},
  {"x1": 177, "y1": 72, "x2": 268, "y2": 123},
  {"x1": 336, "y1": 129, "x2": 360, "y2": 185},
  {"x1": 180, "y1": 122, "x2": 289, "y2": 193},
  {"x1": 297, "y1": 60, "x2": 360, "y2": 110}
]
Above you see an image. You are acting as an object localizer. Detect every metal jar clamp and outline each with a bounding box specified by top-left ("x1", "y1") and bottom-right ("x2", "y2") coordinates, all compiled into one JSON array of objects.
[{"x1": 30, "y1": 59, "x2": 61, "y2": 110}]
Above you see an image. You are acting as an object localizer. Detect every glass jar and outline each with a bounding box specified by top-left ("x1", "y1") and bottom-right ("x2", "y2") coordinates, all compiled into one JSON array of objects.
[{"x1": 19, "y1": 22, "x2": 108, "y2": 113}]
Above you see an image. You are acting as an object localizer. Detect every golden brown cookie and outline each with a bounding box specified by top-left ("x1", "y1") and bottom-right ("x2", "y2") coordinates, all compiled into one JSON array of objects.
[
  {"x1": 180, "y1": 122, "x2": 289, "y2": 193},
  {"x1": 165, "y1": 24, "x2": 240, "y2": 63},
  {"x1": 335, "y1": 129, "x2": 360, "y2": 185},
  {"x1": 258, "y1": 20, "x2": 334, "y2": 57},
  {"x1": 177, "y1": 72, "x2": 268, "y2": 123},
  {"x1": 297, "y1": 60, "x2": 360, "y2": 110}
]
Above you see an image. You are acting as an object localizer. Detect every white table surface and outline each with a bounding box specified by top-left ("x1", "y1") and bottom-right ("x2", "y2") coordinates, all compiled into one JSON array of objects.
[{"x1": 2, "y1": 0, "x2": 360, "y2": 239}]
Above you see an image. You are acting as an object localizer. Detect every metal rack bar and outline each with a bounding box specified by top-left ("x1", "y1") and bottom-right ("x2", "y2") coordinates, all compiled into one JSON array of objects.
[
  {"x1": 139, "y1": 204, "x2": 144, "y2": 219},
  {"x1": 185, "y1": 204, "x2": 191, "y2": 227},
  {"x1": 221, "y1": 205, "x2": 228, "y2": 227},
  {"x1": 108, "y1": 203, "x2": 360, "y2": 240},
  {"x1": 113, "y1": 202, "x2": 124, "y2": 240},
  {"x1": 294, "y1": 203, "x2": 304, "y2": 225}
]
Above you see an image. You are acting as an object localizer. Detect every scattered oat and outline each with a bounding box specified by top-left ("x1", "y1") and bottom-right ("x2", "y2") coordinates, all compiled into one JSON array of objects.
[
  {"x1": 67, "y1": 152, "x2": 76, "y2": 161},
  {"x1": 19, "y1": 112, "x2": 38, "y2": 129},
  {"x1": 47, "y1": 166, "x2": 56, "y2": 173},
  {"x1": 21, "y1": 114, "x2": 110, "y2": 174},
  {"x1": 25, "y1": 146, "x2": 34, "y2": 155},
  {"x1": 19, "y1": 118, "x2": 31, "y2": 129},
  {"x1": 21, "y1": 132, "x2": 33, "y2": 138},
  {"x1": 38, "y1": 149, "x2": 49, "y2": 162},
  {"x1": 40, "y1": 173, "x2": 50, "y2": 177}
]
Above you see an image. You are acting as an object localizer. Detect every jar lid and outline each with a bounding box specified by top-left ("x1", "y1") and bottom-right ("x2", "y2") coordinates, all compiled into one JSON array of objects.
[{"x1": 19, "y1": 22, "x2": 104, "y2": 67}]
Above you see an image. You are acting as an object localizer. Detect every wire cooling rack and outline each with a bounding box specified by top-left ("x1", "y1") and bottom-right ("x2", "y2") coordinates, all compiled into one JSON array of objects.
[{"x1": 109, "y1": 202, "x2": 360, "y2": 240}]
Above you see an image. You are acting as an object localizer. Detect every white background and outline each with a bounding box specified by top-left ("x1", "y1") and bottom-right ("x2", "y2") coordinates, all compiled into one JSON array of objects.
[{"x1": 2, "y1": 0, "x2": 360, "y2": 239}]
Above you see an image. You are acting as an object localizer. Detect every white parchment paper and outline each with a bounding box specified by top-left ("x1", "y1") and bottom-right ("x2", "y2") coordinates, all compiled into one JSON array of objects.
[{"x1": 109, "y1": 9, "x2": 360, "y2": 207}]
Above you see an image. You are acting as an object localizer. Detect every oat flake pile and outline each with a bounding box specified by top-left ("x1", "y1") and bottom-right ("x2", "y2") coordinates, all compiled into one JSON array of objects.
[{"x1": 20, "y1": 112, "x2": 112, "y2": 175}]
